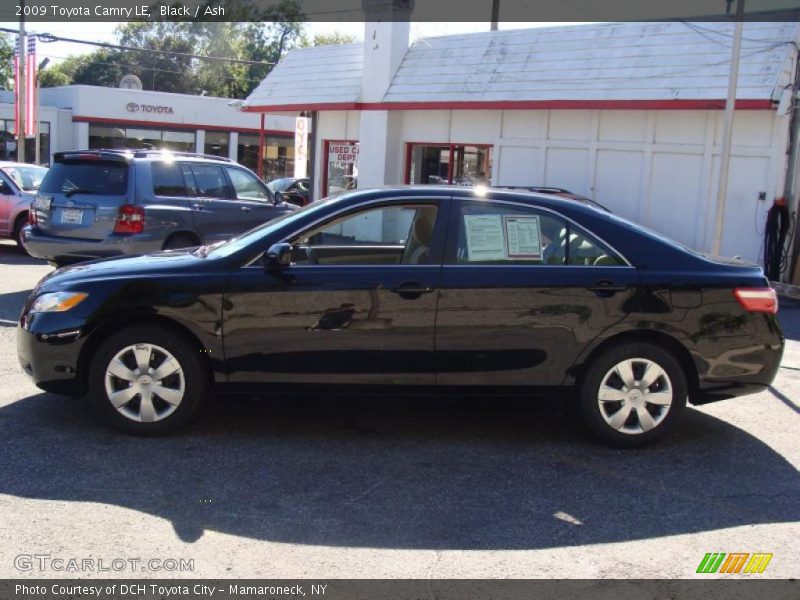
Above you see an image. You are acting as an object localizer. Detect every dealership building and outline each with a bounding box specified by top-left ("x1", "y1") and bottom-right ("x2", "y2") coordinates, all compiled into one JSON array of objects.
[
  {"x1": 243, "y1": 20, "x2": 800, "y2": 275},
  {"x1": 0, "y1": 84, "x2": 299, "y2": 180}
]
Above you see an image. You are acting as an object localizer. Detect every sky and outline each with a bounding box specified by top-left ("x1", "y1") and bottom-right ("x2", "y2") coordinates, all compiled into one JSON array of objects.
[{"x1": 0, "y1": 21, "x2": 568, "y2": 69}]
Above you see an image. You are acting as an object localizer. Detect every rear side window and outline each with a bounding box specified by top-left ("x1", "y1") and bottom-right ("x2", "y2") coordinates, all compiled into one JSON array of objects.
[
  {"x1": 449, "y1": 201, "x2": 625, "y2": 266},
  {"x1": 40, "y1": 161, "x2": 128, "y2": 195},
  {"x1": 151, "y1": 162, "x2": 189, "y2": 196},
  {"x1": 189, "y1": 164, "x2": 231, "y2": 198}
]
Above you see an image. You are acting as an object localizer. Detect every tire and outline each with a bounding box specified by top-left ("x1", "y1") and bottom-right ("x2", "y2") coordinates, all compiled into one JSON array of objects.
[
  {"x1": 577, "y1": 342, "x2": 687, "y2": 448},
  {"x1": 12, "y1": 214, "x2": 28, "y2": 252},
  {"x1": 87, "y1": 325, "x2": 209, "y2": 435},
  {"x1": 162, "y1": 234, "x2": 199, "y2": 250}
]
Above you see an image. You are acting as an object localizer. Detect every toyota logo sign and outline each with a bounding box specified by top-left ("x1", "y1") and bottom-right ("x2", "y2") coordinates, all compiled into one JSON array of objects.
[
  {"x1": 125, "y1": 102, "x2": 174, "y2": 114},
  {"x1": 126, "y1": 102, "x2": 140, "y2": 113}
]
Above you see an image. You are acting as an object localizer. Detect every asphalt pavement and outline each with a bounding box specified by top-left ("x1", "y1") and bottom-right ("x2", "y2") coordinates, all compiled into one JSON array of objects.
[{"x1": 0, "y1": 240, "x2": 797, "y2": 579}]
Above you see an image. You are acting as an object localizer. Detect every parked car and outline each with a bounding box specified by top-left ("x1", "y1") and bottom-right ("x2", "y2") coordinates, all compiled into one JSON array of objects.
[
  {"x1": 267, "y1": 177, "x2": 310, "y2": 206},
  {"x1": 22, "y1": 150, "x2": 297, "y2": 266},
  {"x1": 18, "y1": 186, "x2": 783, "y2": 445},
  {"x1": 0, "y1": 161, "x2": 48, "y2": 249}
]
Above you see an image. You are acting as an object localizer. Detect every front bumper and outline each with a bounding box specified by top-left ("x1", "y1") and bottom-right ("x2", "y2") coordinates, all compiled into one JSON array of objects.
[
  {"x1": 22, "y1": 226, "x2": 164, "y2": 263},
  {"x1": 17, "y1": 316, "x2": 86, "y2": 397}
]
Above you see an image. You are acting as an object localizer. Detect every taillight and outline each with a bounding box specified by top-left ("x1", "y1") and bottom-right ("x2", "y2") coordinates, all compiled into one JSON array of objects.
[
  {"x1": 114, "y1": 204, "x2": 144, "y2": 234},
  {"x1": 28, "y1": 209, "x2": 37, "y2": 225},
  {"x1": 733, "y1": 288, "x2": 778, "y2": 314}
]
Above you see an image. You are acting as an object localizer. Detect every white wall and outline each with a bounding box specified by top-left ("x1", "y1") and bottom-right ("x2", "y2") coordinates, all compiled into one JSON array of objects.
[{"x1": 318, "y1": 107, "x2": 787, "y2": 263}]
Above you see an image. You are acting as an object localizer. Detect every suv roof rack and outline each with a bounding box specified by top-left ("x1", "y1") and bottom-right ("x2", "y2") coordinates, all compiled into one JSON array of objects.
[{"x1": 129, "y1": 149, "x2": 233, "y2": 162}]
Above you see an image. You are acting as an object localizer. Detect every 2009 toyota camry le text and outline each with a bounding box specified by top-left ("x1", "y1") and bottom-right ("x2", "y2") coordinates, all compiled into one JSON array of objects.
[{"x1": 17, "y1": 185, "x2": 783, "y2": 447}]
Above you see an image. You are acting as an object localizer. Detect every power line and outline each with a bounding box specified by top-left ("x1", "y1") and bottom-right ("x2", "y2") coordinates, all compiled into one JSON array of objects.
[{"x1": 0, "y1": 27, "x2": 275, "y2": 66}]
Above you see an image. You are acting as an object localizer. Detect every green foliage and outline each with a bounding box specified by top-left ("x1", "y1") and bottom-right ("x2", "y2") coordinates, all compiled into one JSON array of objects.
[
  {"x1": 37, "y1": 0, "x2": 308, "y2": 98},
  {"x1": 0, "y1": 34, "x2": 13, "y2": 91},
  {"x1": 306, "y1": 31, "x2": 357, "y2": 47}
]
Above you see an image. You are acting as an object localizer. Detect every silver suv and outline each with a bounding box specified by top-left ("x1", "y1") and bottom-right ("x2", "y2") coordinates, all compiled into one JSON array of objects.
[{"x1": 22, "y1": 149, "x2": 297, "y2": 265}]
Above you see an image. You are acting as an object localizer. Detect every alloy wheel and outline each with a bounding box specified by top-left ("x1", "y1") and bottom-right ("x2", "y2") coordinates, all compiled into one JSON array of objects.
[
  {"x1": 596, "y1": 357, "x2": 673, "y2": 435},
  {"x1": 104, "y1": 343, "x2": 185, "y2": 423}
]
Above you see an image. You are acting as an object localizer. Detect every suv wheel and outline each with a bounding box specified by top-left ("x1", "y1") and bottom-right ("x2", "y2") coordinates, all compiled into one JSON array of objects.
[
  {"x1": 87, "y1": 325, "x2": 208, "y2": 435},
  {"x1": 577, "y1": 342, "x2": 687, "y2": 447},
  {"x1": 163, "y1": 234, "x2": 199, "y2": 250}
]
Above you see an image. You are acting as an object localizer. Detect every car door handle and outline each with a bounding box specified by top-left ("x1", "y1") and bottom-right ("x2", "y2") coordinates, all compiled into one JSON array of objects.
[
  {"x1": 191, "y1": 202, "x2": 205, "y2": 211},
  {"x1": 587, "y1": 280, "x2": 627, "y2": 294},
  {"x1": 241, "y1": 206, "x2": 251, "y2": 212},
  {"x1": 391, "y1": 282, "x2": 434, "y2": 295}
]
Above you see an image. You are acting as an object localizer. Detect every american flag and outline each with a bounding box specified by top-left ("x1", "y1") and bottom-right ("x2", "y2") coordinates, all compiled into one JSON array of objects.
[
  {"x1": 13, "y1": 36, "x2": 21, "y2": 139},
  {"x1": 26, "y1": 35, "x2": 37, "y2": 137}
]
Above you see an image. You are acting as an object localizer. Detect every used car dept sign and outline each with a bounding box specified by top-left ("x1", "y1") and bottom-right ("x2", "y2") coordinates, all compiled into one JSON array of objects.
[{"x1": 329, "y1": 143, "x2": 359, "y2": 164}]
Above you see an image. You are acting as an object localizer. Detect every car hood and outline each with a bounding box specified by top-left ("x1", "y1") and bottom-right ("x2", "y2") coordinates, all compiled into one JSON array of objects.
[{"x1": 36, "y1": 249, "x2": 210, "y2": 291}]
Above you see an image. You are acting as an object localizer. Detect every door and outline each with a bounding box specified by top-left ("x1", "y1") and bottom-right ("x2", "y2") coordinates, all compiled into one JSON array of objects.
[
  {"x1": 436, "y1": 199, "x2": 639, "y2": 390},
  {"x1": 0, "y1": 172, "x2": 16, "y2": 235},
  {"x1": 223, "y1": 166, "x2": 287, "y2": 229},
  {"x1": 222, "y1": 198, "x2": 448, "y2": 389},
  {"x1": 184, "y1": 163, "x2": 243, "y2": 243}
]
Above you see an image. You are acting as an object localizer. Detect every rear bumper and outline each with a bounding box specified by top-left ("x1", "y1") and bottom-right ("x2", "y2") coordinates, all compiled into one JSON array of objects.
[
  {"x1": 692, "y1": 338, "x2": 784, "y2": 404},
  {"x1": 21, "y1": 226, "x2": 164, "y2": 263}
]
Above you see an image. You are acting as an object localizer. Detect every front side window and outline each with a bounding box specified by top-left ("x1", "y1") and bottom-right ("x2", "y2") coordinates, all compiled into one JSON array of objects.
[
  {"x1": 449, "y1": 202, "x2": 625, "y2": 266},
  {"x1": 225, "y1": 167, "x2": 271, "y2": 201},
  {"x1": 291, "y1": 204, "x2": 439, "y2": 266}
]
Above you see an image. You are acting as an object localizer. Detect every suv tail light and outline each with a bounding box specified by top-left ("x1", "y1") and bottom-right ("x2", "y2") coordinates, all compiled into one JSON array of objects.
[
  {"x1": 28, "y1": 209, "x2": 37, "y2": 225},
  {"x1": 733, "y1": 288, "x2": 778, "y2": 314},
  {"x1": 114, "y1": 204, "x2": 145, "y2": 234}
]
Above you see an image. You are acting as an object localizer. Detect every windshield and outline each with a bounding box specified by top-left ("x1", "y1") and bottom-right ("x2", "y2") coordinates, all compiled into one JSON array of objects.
[
  {"x1": 208, "y1": 195, "x2": 342, "y2": 258},
  {"x1": 1, "y1": 165, "x2": 48, "y2": 191}
]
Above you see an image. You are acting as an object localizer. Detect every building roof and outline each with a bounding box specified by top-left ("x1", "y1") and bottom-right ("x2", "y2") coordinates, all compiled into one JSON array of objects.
[{"x1": 243, "y1": 21, "x2": 800, "y2": 112}]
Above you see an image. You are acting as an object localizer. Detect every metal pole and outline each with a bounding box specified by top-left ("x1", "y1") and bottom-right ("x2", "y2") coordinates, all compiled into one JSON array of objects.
[
  {"x1": 711, "y1": 0, "x2": 745, "y2": 256},
  {"x1": 258, "y1": 112, "x2": 265, "y2": 179},
  {"x1": 35, "y1": 73, "x2": 40, "y2": 165},
  {"x1": 490, "y1": 0, "x2": 499, "y2": 31},
  {"x1": 17, "y1": 0, "x2": 25, "y2": 163}
]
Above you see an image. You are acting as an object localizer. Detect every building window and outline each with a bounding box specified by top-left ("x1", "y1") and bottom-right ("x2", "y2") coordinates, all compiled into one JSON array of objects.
[
  {"x1": 323, "y1": 140, "x2": 359, "y2": 197},
  {"x1": 88, "y1": 124, "x2": 195, "y2": 153},
  {"x1": 237, "y1": 133, "x2": 294, "y2": 181},
  {"x1": 204, "y1": 131, "x2": 229, "y2": 157},
  {"x1": 0, "y1": 120, "x2": 50, "y2": 165},
  {"x1": 406, "y1": 143, "x2": 493, "y2": 186}
]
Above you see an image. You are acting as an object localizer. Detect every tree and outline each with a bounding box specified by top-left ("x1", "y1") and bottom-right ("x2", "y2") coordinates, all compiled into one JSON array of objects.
[
  {"x1": 39, "y1": 55, "x2": 81, "y2": 88},
  {"x1": 308, "y1": 31, "x2": 357, "y2": 47},
  {"x1": 0, "y1": 34, "x2": 13, "y2": 91}
]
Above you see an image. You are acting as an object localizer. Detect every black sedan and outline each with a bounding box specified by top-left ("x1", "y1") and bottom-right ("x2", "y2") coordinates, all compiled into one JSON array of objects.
[{"x1": 17, "y1": 186, "x2": 783, "y2": 446}]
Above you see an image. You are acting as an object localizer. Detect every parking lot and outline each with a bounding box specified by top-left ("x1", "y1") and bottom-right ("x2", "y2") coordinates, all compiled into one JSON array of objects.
[{"x1": 0, "y1": 240, "x2": 797, "y2": 579}]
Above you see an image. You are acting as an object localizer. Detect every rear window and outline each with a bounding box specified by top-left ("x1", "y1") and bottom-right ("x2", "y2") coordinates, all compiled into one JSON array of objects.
[{"x1": 40, "y1": 161, "x2": 128, "y2": 195}]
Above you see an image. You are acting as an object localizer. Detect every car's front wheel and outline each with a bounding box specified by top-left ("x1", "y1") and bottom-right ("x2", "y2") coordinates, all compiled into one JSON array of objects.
[
  {"x1": 577, "y1": 342, "x2": 687, "y2": 447},
  {"x1": 87, "y1": 325, "x2": 208, "y2": 435}
]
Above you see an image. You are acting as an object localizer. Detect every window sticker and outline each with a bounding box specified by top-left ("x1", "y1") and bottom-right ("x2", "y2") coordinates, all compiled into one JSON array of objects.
[
  {"x1": 504, "y1": 215, "x2": 542, "y2": 259},
  {"x1": 464, "y1": 214, "x2": 506, "y2": 261}
]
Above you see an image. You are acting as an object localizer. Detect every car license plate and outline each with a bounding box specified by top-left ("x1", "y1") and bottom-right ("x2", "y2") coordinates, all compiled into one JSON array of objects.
[{"x1": 61, "y1": 208, "x2": 83, "y2": 225}]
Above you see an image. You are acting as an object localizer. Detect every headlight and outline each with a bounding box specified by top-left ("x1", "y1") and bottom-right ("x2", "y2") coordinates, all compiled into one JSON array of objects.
[{"x1": 29, "y1": 292, "x2": 88, "y2": 314}]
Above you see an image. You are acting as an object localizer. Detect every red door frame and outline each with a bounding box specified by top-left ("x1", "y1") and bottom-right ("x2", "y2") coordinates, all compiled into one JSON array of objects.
[
  {"x1": 404, "y1": 142, "x2": 494, "y2": 185},
  {"x1": 322, "y1": 139, "x2": 359, "y2": 197}
]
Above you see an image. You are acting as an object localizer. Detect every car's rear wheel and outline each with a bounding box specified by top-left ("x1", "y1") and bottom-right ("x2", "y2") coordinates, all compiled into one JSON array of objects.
[
  {"x1": 87, "y1": 325, "x2": 208, "y2": 435},
  {"x1": 577, "y1": 342, "x2": 687, "y2": 447}
]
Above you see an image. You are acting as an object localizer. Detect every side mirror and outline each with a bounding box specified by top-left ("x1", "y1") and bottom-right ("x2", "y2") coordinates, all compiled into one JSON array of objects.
[
  {"x1": 265, "y1": 242, "x2": 292, "y2": 269},
  {"x1": 274, "y1": 191, "x2": 284, "y2": 205}
]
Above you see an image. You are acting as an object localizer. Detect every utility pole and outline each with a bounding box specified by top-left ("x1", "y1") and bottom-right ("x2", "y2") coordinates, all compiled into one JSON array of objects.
[
  {"x1": 711, "y1": 0, "x2": 745, "y2": 256},
  {"x1": 490, "y1": 0, "x2": 500, "y2": 31},
  {"x1": 17, "y1": 0, "x2": 26, "y2": 163}
]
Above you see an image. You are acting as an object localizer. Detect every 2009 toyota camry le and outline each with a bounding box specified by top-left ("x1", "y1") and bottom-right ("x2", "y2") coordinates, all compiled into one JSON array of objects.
[{"x1": 17, "y1": 186, "x2": 783, "y2": 446}]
